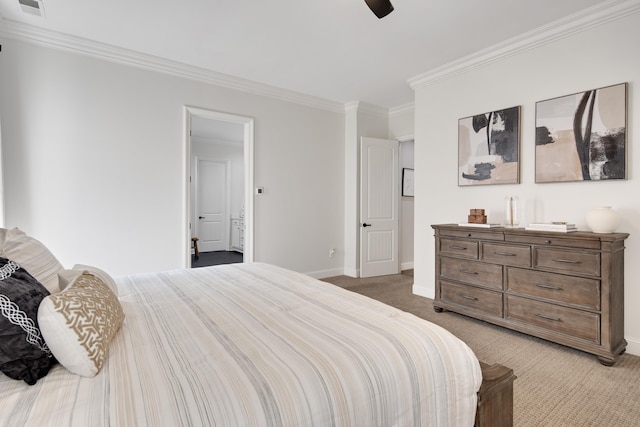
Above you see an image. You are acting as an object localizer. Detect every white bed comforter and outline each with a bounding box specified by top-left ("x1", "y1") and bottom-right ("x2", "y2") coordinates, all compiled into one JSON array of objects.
[{"x1": 0, "y1": 263, "x2": 481, "y2": 426}]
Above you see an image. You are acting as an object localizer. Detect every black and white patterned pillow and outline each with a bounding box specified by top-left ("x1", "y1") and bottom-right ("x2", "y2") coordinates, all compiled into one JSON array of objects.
[{"x1": 0, "y1": 257, "x2": 56, "y2": 385}]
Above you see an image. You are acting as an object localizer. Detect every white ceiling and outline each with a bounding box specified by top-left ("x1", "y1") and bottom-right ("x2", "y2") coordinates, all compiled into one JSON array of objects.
[{"x1": 0, "y1": 0, "x2": 615, "y2": 109}]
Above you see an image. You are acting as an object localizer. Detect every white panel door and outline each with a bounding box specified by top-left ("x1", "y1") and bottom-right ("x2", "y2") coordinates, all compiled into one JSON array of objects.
[
  {"x1": 360, "y1": 137, "x2": 400, "y2": 278},
  {"x1": 196, "y1": 159, "x2": 228, "y2": 252}
]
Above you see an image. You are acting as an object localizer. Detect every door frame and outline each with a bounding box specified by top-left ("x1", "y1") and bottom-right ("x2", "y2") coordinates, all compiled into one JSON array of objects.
[
  {"x1": 397, "y1": 135, "x2": 415, "y2": 272},
  {"x1": 183, "y1": 106, "x2": 255, "y2": 266}
]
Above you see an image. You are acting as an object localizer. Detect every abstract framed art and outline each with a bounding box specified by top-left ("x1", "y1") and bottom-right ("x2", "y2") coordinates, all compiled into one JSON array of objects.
[
  {"x1": 535, "y1": 83, "x2": 627, "y2": 183},
  {"x1": 458, "y1": 106, "x2": 520, "y2": 186}
]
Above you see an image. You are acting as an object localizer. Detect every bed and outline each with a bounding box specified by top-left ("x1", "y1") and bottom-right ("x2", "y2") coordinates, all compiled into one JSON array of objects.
[{"x1": 0, "y1": 228, "x2": 514, "y2": 426}]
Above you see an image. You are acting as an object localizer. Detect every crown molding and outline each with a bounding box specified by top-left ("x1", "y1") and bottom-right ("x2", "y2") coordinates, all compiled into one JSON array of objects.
[
  {"x1": 408, "y1": 0, "x2": 640, "y2": 89},
  {"x1": 0, "y1": 18, "x2": 346, "y2": 114},
  {"x1": 389, "y1": 102, "x2": 414, "y2": 117},
  {"x1": 344, "y1": 101, "x2": 389, "y2": 118}
]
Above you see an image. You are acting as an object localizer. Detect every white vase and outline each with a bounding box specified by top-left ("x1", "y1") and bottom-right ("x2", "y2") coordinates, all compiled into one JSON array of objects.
[{"x1": 586, "y1": 206, "x2": 619, "y2": 233}]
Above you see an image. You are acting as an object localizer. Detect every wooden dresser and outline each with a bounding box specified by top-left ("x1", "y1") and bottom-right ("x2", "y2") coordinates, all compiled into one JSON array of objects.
[{"x1": 432, "y1": 224, "x2": 629, "y2": 365}]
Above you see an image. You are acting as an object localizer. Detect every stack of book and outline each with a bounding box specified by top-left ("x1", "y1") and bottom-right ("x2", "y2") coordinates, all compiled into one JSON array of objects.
[
  {"x1": 525, "y1": 222, "x2": 578, "y2": 232},
  {"x1": 457, "y1": 223, "x2": 501, "y2": 228}
]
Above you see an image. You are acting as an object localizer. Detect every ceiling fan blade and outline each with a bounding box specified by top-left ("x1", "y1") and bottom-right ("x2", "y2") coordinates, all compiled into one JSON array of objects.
[{"x1": 364, "y1": 0, "x2": 394, "y2": 19}]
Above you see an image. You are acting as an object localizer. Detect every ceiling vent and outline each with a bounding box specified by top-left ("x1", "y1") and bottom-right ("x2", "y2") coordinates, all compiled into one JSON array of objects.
[{"x1": 18, "y1": 0, "x2": 45, "y2": 17}]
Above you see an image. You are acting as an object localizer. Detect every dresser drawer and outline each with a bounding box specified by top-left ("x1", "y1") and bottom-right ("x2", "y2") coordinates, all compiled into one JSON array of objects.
[
  {"x1": 506, "y1": 295, "x2": 600, "y2": 343},
  {"x1": 534, "y1": 247, "x2": 600, "y2": 276},
  {"x1": 506, "y1": 268, "x2": 600, "y2": 310},
  {"x1": 440, "y1": 280, "x2": 503, "y2": 317},
  {"x1": 440, "y1": 257, "x2": 503, "y2": 290},
  {"x1": 481, "y1": 243, "x2": 531, "y2": 267},
  {"x1": 506, "y1": 233, "x2": 600, "y2": 250},
  {"x1": 439, "y1": 237, "x2": 478, "y2": 259},
  {"x1": 437, "y1": 228, "x2": 504, "y2": 241}
]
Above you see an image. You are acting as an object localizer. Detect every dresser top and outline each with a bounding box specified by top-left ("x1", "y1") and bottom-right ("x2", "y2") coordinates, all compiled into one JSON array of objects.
[{"x1": 432, "y1": 223, "x2": 629, "y2": 242}]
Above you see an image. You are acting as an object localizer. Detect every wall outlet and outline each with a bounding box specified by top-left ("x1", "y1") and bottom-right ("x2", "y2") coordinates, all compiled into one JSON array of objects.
[{"x1": 329, "y1": 248, "x2": 336, "y2": 258}]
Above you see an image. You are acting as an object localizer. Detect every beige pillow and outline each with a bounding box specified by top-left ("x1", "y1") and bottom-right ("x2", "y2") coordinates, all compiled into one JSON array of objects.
[
  {"x1": 38, "y1": 272, "x2": 124, "y2": 377},
  {"x1": 1, "y1": 228, "x2": 64, "y2": 293},
  {"x1": 72, "y1": 264, "x2": 118, "y2": 296}
]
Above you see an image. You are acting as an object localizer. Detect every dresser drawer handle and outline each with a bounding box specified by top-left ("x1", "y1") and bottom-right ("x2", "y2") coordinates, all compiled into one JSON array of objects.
[
  {"x1": 536, "y1": 283, "x2": 563, "y2": 291},
  {"x1": 494, "y1": 251, "x2": 516, "y2": 256},
  {"x1": 459, "y1": 269, "x2": 478, "y2": 275},
  {"x1": 552, "y1": 258, "x2": 581, "y2": 264},
  {"x1": 536, "y1": 313, "x2": 562, "y2": 322},
  {"x1": 449, "y1": 245, "x2": 467, "y2": 250},
  {"x1": 460, "y1": 294, "x2": 478, "y2": 301}
]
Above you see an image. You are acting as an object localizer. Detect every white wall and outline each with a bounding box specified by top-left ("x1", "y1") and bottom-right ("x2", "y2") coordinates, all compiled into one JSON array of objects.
[
  {"x1": 389, "y1": 105, "x2": 415, "y2": 141},
  {"x1": 412, "y1": 12, "x2": 640, "y2": 355},
  {"x1": 0, "y1": 38, "x2": 345, "y2": 278}
]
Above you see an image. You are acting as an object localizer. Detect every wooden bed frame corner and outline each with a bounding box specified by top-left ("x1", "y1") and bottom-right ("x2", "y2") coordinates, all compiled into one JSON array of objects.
[{"x1": 475, "y1": 362, "x2": 516, "y2": 427}]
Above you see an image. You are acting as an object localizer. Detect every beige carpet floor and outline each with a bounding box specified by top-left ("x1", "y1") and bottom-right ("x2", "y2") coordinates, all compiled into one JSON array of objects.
[{"x1": 322, "y1": 271, "x2": 640, "y2": 426}]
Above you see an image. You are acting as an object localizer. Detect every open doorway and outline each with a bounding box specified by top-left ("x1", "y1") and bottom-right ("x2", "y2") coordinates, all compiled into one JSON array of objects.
[
  {"x1": 399, "y1": 138, "x2": 414, "y2": 272},
  {"x1": 358, "y1": 136, "x2": 414, "y2": 278},
  {"x1": 184, "y1": 107, "x2": 254, "y2": 267}
]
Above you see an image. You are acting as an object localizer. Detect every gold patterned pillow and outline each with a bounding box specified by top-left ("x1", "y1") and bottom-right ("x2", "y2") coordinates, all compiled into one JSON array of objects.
[{"x1": 37, "y1": 272, "x2": 124, "y2": 377}]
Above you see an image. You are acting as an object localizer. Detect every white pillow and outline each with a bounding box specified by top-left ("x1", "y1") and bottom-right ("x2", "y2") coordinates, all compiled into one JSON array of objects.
[
  {"x1": 0, "y1": 228, "x2": 7, "y2": 248},
  {"x1": 0, "y1": 228, "x2": 64, "y2": 293},
  {"x1": 38, "y1": 272, "x2": 125, "y2": 377}
]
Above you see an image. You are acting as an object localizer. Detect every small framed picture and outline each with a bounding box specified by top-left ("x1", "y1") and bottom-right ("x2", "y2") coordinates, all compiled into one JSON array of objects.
[{"x1": 402, "y1": 168, "x2": 414, "y2": 197}]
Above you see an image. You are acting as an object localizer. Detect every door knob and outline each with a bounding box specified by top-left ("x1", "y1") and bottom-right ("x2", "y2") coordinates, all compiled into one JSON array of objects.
[{"x1": 362, "y1": 223, "x2": 372, "y2": 227}]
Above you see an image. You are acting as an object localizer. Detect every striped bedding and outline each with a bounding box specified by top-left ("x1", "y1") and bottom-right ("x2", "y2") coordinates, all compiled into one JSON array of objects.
[{"x1": 0, "y1": 262, "x2": 482, "y2": 426}]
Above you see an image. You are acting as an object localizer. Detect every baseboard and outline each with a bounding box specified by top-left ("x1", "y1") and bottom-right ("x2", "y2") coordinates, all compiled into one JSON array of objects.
[
  {"x1": 412, "y1": 283, "x2": 435, "y2": 299},
  {"x1": 625, "y1": 336, "x2": 640, "y2": 357},
  {"x1": 305, "y1": 268, "x2": 346, "y2": 279},
  {"x1": 401, "y1": 261, "x2": 414, "y2": 271},
  {"x1": 312, "y1": 264, "x2": 411, "y2": 279},
  {"x1": 342, "y1": 267, "x2": 358, "y2": 278}
]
